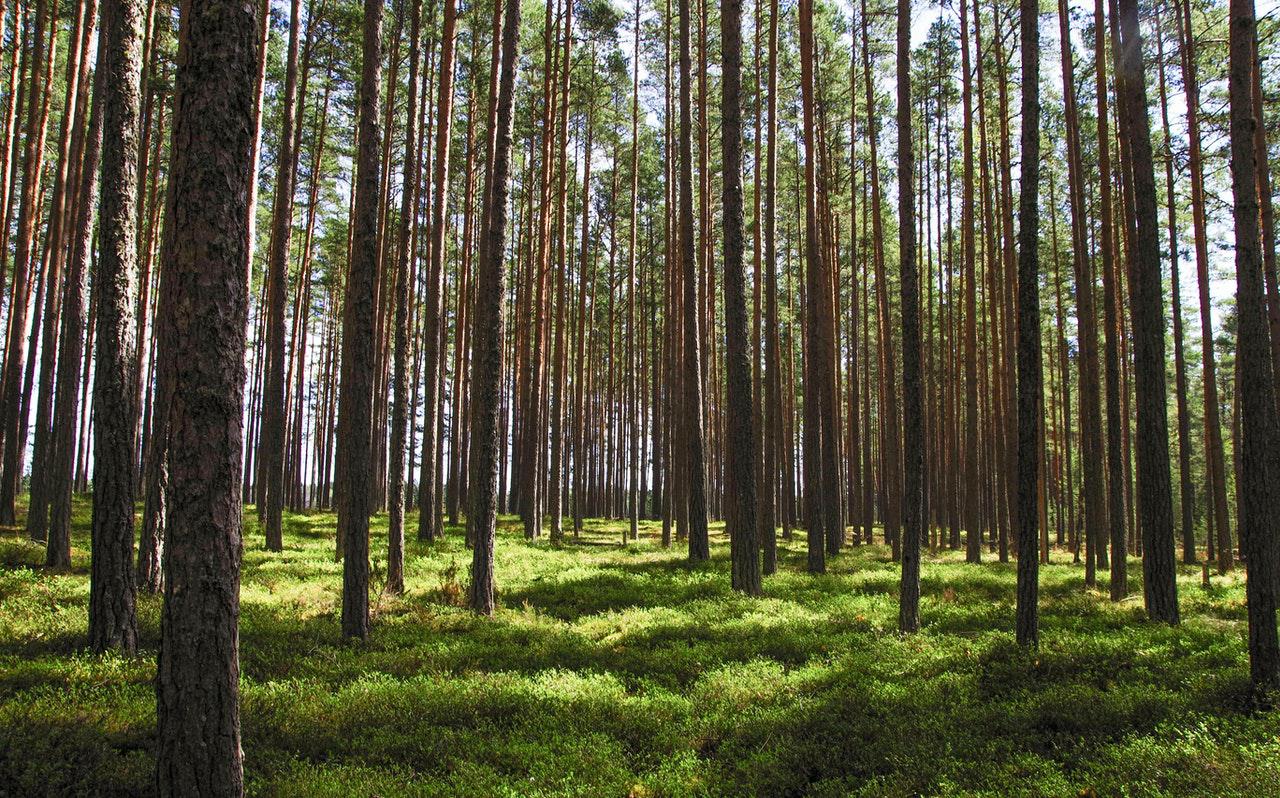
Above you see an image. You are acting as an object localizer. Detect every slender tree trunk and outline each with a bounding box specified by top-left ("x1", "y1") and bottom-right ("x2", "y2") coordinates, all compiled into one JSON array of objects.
[
  {"x1": 468, "y1": 0, "x2": 520, "y2": 615},
  {"x1": 1014, "y1": 0, "x2": 1041, "y2": 647},
  {"x1": 1115, "y1": 0, "x2": 1178, "y2": 624},
  {"x1": 1228, "y1": 0, "x2": 1280, "y2": 690},
  {"x1": 336, "y1": 0, "x2": 384, "y2": 640},
  {"x1": 679, "y1": 0, "x2": 709, "y2": 560},
  {"x1": 88, "y1": 0, "x2": 144, "y2": 656}
]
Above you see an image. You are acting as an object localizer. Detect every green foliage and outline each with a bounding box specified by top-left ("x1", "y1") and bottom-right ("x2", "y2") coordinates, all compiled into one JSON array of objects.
[{"x1": 0, "y1": 497, "x2": 1275, "y2": 796}]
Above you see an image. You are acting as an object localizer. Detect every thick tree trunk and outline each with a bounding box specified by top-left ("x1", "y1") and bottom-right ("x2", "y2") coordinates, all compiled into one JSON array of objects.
[{"x1": 154, "y1": 0, "x2": 258, "y2": 791}]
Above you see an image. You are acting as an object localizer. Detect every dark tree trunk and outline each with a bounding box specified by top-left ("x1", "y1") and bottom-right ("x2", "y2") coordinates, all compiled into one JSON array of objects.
[
  {"x1": 1015, "y1": 0, "x2": 1041, "y2": 647},
  {"x1": 258, "y1": 0, "x2": 303, "y2": 551},
  {"x1": 48, "y1": 57, "x2": 103, "y2": 570},
  {"x1": 680, "y1": 0, "x2": 709, "y2": 560},
  {"x1": 1228, "y1": 0, "x2": 1280, "y2": 690},
  {"x1": 1115, "y1": 0, "x2": 1179, "y2": 624},
  {"x1": 468, "y1": 0, "x2": 520, "y2": 616},
  {"x1": 88, "y1": 0, "x2": 144, "y2": 656},
  {"x1": 154, "y1": 0, "x2": 258, "y2": 791},
  {"x1": 336, "y1": 0, "x2": 384, "y2": 641},
  {"x1": 721, "y1": 0, "x2": 760, "y2": 594},
  {"x1": 896, "y1": 0, "x2": 922, "y2": 634},
  {"x1": 388, "y1": 0, "x2": 422, "y2": 594}
]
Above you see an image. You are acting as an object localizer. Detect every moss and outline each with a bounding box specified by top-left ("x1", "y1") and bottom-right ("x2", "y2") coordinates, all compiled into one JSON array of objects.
[{"x1": 0, "y1": 497, "x2": 1274, "y2": 796}]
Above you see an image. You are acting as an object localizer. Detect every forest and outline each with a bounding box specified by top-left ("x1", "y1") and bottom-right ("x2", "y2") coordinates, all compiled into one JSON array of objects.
[{"x1": 1, "y1": 0, "x2": 1280, "y2": 792}]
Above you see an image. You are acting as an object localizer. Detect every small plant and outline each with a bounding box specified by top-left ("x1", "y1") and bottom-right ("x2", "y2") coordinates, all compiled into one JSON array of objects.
[{"x1": 437, "y1": 558, "x2": 463, "y2": 606}]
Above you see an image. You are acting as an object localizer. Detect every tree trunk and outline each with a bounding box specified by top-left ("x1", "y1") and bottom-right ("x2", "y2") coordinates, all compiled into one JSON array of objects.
[
  {"x1": 88, "y1": 0, "x2": 144, "y2": 656},
  {"x1": 154, "y1": 0, "x2": 258, "y2": 791},
  {"x1": 468, "y1": 0, "x2": 520, "y2": 615},
  {"x1": 336, "y1": 0, "x2": 384, "y2": 640},
  {"x1": 1227, "y1": 0, "x2": 1280, "y2": 690}
]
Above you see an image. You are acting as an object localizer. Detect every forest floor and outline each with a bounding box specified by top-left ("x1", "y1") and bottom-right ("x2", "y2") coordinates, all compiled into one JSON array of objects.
[{"x1": 1, "y1": 498, "x2": 1278, "y2": 797}]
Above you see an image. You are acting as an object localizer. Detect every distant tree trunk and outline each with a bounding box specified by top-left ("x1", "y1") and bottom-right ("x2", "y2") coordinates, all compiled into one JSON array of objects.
[
  {"x1": 721, "y1": 0, "x2": 760, "y2": 594},
  {"x1": 1154, "y1": 14, "x2": 1196, "y2": 565},
  {"x1": 388, "y1": 0, "x2": 422, "y2": 594},
  {"x1": 154, "y1": 0, "x2": 257, "y2": 791},
  {"x1": 1014, "y1": 0, "x2": 1041, "y2": 647},
  {"x1": 1093, "y1": 0, "x2": 1126, "y2": 598},
  {"x1": 468, "y1": 0, "x2": 520, "y2": 616},
  {"x1": 48, "y1": 58, "x2": 103, "y2": 569},
  {"x1": 417, "y1": 0, "x2": 459, "y2": 544},
  {"x1": 88, "y1": 0, "x2": 144, "y2": 656},
  {"x1": 959, "y1": 0, "x2": 983, "y2": 565},
  {"x1": 896, "y1": 0, "x2": 921, "y2": 633},
  {"x1": 1176, "y1": 0, "x2": 1233, "y2": 571},
  {"x1": 336, "y1": 0, "x2": 384, "y2": 641},
  {"x1": 258, "y1": 0, "x2": 303, "y2": 551},
  {"x1": 1227, "y1": 0, "x2": 1280, "y2": 690},
  {"x1": 1115, "y1": 0, "x2": 1178, "y2": 624},
  {"x1": 759, "y1": 0, "x2": 779, "y2": 574},
  {"x1": 679, "y1": 0, "x2": 709, "y2": 561}
]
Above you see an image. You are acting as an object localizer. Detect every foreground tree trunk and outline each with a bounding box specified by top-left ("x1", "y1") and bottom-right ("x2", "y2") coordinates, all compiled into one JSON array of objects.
[
  {"x1": 154, "y1": 0, "x2": 258, "y2": 790},
  {"x1": 88, "y1": 0, "x2": 144, "y2": 656},
  {"x1": 1115, "y1": 0, "x2": 1179, "y2": 624},
  {"x1": 336, "y1": 0, "x2": 384, "y2": 641},
  {"x1": 1228, "y1": 0, "x2": 1280, "y2": 690},
  {"x1": 721, "y1": 0, "x2": 760, "y2": 594},
  {"x1": 1015, "y1": 0, "x2": 1041, "y2": 647},
  {"x1": 468, "y1": 0, "x2": 520, "y2": 616}
]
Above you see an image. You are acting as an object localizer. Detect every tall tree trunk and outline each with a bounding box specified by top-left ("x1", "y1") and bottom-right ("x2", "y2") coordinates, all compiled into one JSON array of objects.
[
  {"x1": 154, "y1": 0, "x2": 257, "y2": 791},
  {"x1": 388, "y1": 0, "x2": 422, "y2": 593},
  {"x1": 336, "y1": 0, "x2": 384, "y2": 640},
  {"x1": 468, "y1": 0, "x2": 520, "y2": 615},
  {"x1": 721, "y1": 0, "x2": 759, "y2": 594},
  {"x1": 417, "y1": 0, "x2": 459, "y2": 543},
  {"x1": 680, "y1": 0, "x2": 709, "y2": 560},
  {"x1": 1015, "y1": 0, "x2": 1041, "y2": 647},
  {"x1": 1114, "y1": 0, "x2": 1178, "y2": 624},
  {"x1": 88, "y1": 0, "x2": 144, "y2": 656},
  {"x1": 1227, "y1": 0, "x2": 1280, "y2": 690},
  {"x1": 896, "y1": 0, "x2": 921, "y2": 633},
  {"x1": 258, "y1": 0, "x2": 304, "y2": 550}
]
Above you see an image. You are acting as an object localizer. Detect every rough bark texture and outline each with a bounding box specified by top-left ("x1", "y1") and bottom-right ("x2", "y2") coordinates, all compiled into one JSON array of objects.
[
  {"x1": 1228, "y1": 0, "x2": 1280, "y2": 690},
  {"x1": 154, "y1": 0, "x2": 258, "y2": 791},
  {"x1": 468, "y1": 0, "x2": 520, "y2": 616},
  {"x1": 336, "y1": 0, "x2": 384, "y2": 641},
  {"x1": 88, "y1": 0, "x2": 143, "y2": 656},
  {"x1": 1116, "y1": 0, "x2": 1179, "y2": 624},
  {"x1": 1015, "y1": 0, "x2": 1041, "y2": 647},
  {"x1": 720, "y1": 0, "x2": 760, "y2": 595}
]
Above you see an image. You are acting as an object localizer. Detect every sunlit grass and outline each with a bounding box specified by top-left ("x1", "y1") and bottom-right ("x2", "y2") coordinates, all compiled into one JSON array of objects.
[{"x1": 0, "y1": 496, "x2": 1275, "y2": 796}]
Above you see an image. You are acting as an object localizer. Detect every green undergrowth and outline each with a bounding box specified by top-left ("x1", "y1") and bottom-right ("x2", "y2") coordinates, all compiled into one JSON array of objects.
[{"x1": 1, "y1": 497, "x2": 1276, "y2": 796}]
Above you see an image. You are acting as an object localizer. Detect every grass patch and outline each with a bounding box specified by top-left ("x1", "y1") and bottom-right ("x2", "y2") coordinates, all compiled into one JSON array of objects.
[{"x1": 0, "y1": 496, "x2": 1275, "y2": 796}]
